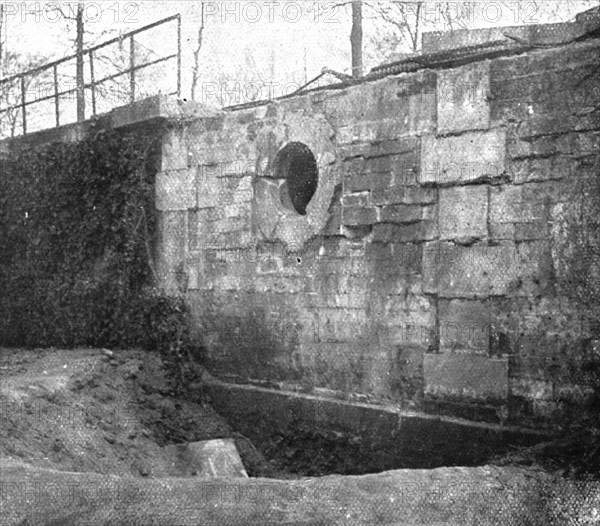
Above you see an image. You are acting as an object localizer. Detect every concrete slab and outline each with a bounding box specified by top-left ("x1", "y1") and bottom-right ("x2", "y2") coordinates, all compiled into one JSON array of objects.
[
  {"x1": 109, "y1": 94, "x2": 221, "y2": 129},
  {"x1": 187, "y1": 439, "x2": 248, "y2": 478}
]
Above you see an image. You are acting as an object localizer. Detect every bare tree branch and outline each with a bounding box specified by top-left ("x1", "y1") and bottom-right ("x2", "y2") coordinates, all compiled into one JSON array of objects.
[{"x1": 191, "y1": 3, "x2": 205, "y2": 101}]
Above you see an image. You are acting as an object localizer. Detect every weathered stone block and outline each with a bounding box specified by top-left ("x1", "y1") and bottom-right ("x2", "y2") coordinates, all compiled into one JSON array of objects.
[
  {"x1": 509, "y1": 131, "x2": 600, "y2": 160},
  {"x1": 439, "y1": 299, "x2": 490, "y2": 354},
  {"x1": 507, "y1": 157, "x2": 574, "y2": 184},
  {"x1": 490, "y1": 38, "x2": 600, "y2": 84},
  {"x1": 322, "y1": 206, "x2": 342, "y2": 237},
  {"x1": 515, "y1": 222, "x2": 549, "y2": 241},
  {"x1": 392, "y1": 243, "x2": 423, "y2": 273},
  {"x1": 425, "y1": 240, "x2": 554, "y2": 297},
  {"x1": 424, "y1": 353, "x2": 509, "y2": 401},
  {"x1": 420, "y1": 129, "x2": 506, "y2": 185},
  {"x1": 156, "y1": 168, "x2": 196, "y2": 211},
  {"x1": 490, "y1": 183, "x2": 560, "y2": 240},
  {"x1": 345, "y1": 172, "x2": 392, "y2": 193},
  {"x1": 327, "y1": 74, "x2": 436, "y2": 140},
  {"x1": 371, "y1": 186, "x2": 437, "y2": 206},
  {"x1": 342, "y1": 192, "x2": 369, "y2": 207},
  {"x1": 188, "y1": 209, "x2": 199, "y2": 251},
  {"x1": 157, "y1": 211, "x2": 187, "y2": 291},
  {"x1": 380, "y1": 204, "x2": 422, "y2": 224},
  {"x1": 437, "y1": 62, "x2": 490, "y2": 134},
  {"x1": 511, "y1": 378, "x2": 554, "y2": 401},
  {"x1": 408, "y1": 93, "x2": 437, "y2": 135},
  {"x1": 405, "y1": 187, "x2": 437, "y2": 205},
  {"x1": 342, "y1": 206, "x2": 378, "y2": 226},
  {"x1": 343, "y1": 137, "x2": 419, "y2": 159},
  {"x1": 438, "y1": 186, "x2": 488, "y2": 240},
  {"x1": 371, "y1": 186, "x2": 405, "y2": 206},
  {"x1": 373, "y1": 221, "x2": 438, "y2": 243},
  {"x1": 187, "y1": 263, "x2": 199, "y2": 290},
  {"x1": 423, "y1": 242, "x2": 519, "y2": 297},
  {"x1": 162, "y1": 129, "x2": 189, "y2": 170}
]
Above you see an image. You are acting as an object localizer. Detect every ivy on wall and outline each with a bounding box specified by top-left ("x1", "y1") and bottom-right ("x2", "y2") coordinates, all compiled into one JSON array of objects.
[{"x1": 0, "y1": 121, "x2": 193, "y2": 365}]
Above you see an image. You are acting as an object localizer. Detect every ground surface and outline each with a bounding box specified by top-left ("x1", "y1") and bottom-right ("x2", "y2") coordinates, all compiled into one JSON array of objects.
[
  {"x1": 0, "y1": 347, "x2": 272, "y2": 478},
  {"x1": 1, "y1": 348, "x2": 599, "y2": 525}
]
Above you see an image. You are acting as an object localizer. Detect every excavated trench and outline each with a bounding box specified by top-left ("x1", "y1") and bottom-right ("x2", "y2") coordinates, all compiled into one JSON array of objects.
[
  {"x1": 0, "y1": 347, "x2": 551, "y2": 482},
  {"x1": 203, "y1": 381, "x2": 551, "y2": 478}
]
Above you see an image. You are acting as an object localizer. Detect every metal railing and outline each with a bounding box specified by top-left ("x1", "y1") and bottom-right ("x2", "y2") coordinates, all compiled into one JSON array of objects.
[{"x1": 0, "y1": 14, "x2": 181, "y2": 138}]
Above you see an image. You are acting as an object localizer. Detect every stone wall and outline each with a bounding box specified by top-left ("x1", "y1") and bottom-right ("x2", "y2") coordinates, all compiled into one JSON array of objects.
[{"x1": 157, "y1": 33, "x2": 600, "y2": 429}]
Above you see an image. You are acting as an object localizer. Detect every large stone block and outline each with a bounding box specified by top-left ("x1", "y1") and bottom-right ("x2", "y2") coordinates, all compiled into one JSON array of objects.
[
  {"x1": 342, "y1": 206, "x2": 378, "y2": 226},
  {"x1": 424, "y1": 353, "x2": 509, "y2": 401},
  {"x1": 423, "y1": 240, "x2": 553, "y2": 298},
  {"x1": 341, "y1": 192, "x2": 369, "y2": 207},
  {"x1": 489, "y1": 185, "x2": 523, "y2": 240},
  {"x1": 345, "y1": 172, "x2": 392, "y2": 193},
  {"x1": 423, "y1": 241, "x2": 527, "y2": 297},
  {"x1": 157, "y1": 211, "x2": 188, "y2": 291},
  {"x1": 156, "y1": 168, "x2": 197, "y2": 211},
  {"x1": 508, "y1": 131, "x2": 600, "y2": 160},
  {"x1": 439, "y1": 299, "x2": 490, "y2": 354},
  {"x1": 325, "y1": 73, "x2": 436, "y2": 140},
  {"x1": 437, "y1": 62, "x2": 490, "y2": 134},
  {"x1": 371, "y1": 186, "x2": 437, "y2": 206},
  {"x1": 343, "y1": 137, "x2": 420, "y2": 159},
  {"x1": 507, "y1": 156, "x2": 575, "y2": 184},
  {"x1": 380, "y1": 204, "x2": 422, "y2": 224},
  {"x1": 438, "y1": 186, "x2": 488, "y2": 241},
  {"x1": 490, "y1": 182, "x2": 571, "y2": 240},
  {"x1": 420, "y1": 129, "x2": 506, "y2": 185},
  {"x1": 197, "y1": 164, "x2": 225, "y2": 209},
  {"x1": 373, "y1": 221, "x2": 438, "y2": 243},
  {"x1": 162, "y1": 129, "x2": 189, "y2": 170}
]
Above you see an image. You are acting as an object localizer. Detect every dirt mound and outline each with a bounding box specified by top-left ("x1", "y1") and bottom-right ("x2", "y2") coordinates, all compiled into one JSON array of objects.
[
  {"x1": 3, "y1": 458, "x2": 599, "y2": 526},
  {"x1": 2, "y1": 348, "x2": 600, "y2": 524},
  {"x1": 0, "y1": 347, "x2": 270, "y2": 478}
]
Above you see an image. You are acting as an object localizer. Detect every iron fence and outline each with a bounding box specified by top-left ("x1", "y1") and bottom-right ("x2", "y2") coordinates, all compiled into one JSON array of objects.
[{"x1": 0, "y1": 14, "x2": 181, "y2": 138}]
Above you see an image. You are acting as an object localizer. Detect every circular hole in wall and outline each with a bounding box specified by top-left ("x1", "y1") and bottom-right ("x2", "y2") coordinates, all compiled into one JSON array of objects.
[{"x1": 273, "y1": 142, "x2": 318, "y2": 216}]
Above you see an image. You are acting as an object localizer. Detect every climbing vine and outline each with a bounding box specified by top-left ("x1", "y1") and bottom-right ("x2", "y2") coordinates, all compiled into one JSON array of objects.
[{"x1": 0, "y1": 120, "x2": 195, "y2": 374}]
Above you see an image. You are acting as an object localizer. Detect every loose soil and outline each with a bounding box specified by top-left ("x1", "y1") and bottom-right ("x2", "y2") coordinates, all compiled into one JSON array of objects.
[
  {"x1": 2, "y1": 347, "x2": 598, "y2": 481},
  {"x1": 2, "y1": 347, "x2": 600, "y2": 525},
  {"x1": 0, "y1": 347, "x2": 276, "y2": 478}
]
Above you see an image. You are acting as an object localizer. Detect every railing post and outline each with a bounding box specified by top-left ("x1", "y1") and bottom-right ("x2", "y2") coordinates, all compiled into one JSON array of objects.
[
  {"x1": 20, "y1": 76, "x2": 26, "y2": 134},
  {"x1": 53, "y1": 65, "x2": 60, "y2": 127},
  {"x1": 177, "y1": 15, "x2": 181, "y2": 98},
  {"x1": 0, "y1": 14, "x2": 180, "y2": 138},
  {"x1": 89, "y1": 50, "x2": 97, "y2": 116},
  {"x1": 129, "y1": 35, "x2": 135, "y2": 104}
]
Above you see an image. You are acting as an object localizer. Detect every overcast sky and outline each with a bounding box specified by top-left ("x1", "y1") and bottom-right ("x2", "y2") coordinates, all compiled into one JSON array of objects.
[{"x1": 1, "y1": 0, "x2": 598, "y2": 115}]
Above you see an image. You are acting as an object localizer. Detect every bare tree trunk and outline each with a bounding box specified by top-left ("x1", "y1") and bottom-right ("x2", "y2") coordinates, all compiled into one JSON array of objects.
[
  {"x1": 411, "y1": 2, "x2": 422, "y2": 52},
  {"x1": 191, "y1": 3, "x2": 205, "y2": 101},
  {"x1": 76, "y1": 2, "x2": 85, "y2": 121},
  {"x1": 0, "y1": 4, "x2": 4, "y2": 78},
  {"x1": 351, "y1": 0, "x2": 363, "y2": 78}
]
